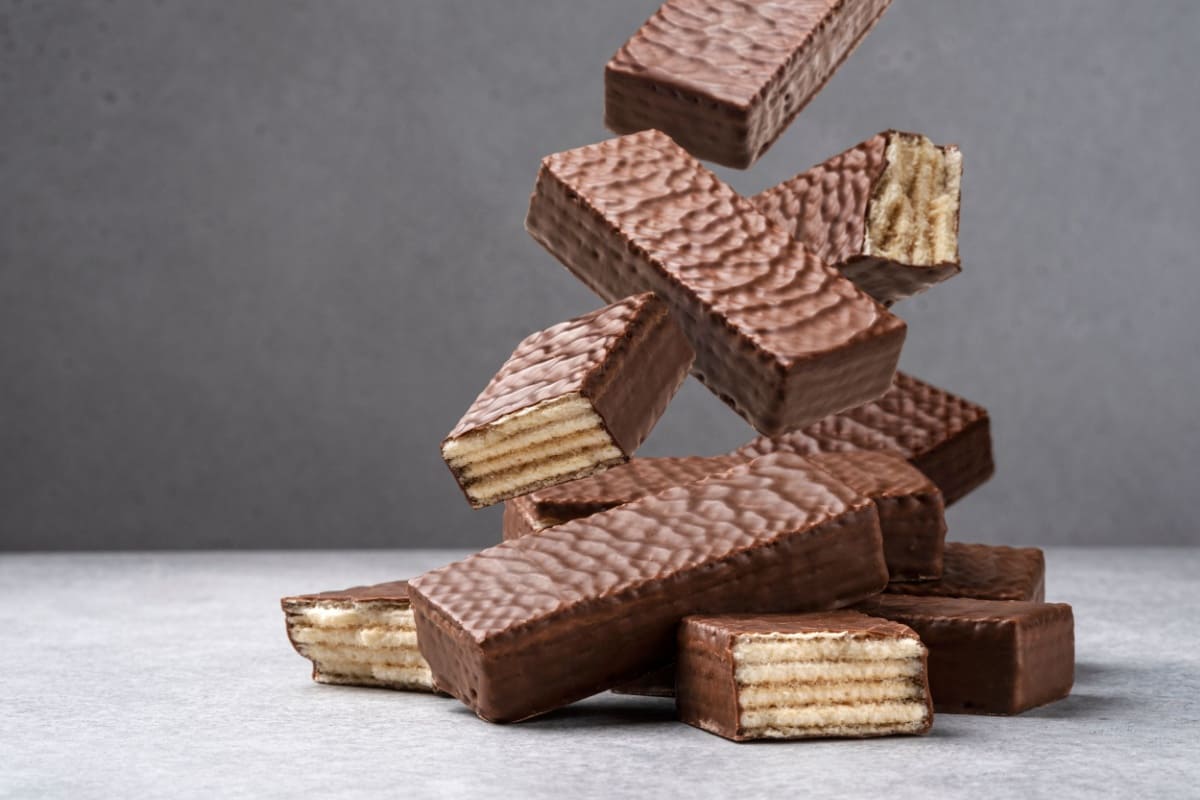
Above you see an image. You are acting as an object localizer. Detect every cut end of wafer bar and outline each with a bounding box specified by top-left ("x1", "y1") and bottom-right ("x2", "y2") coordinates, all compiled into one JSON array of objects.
[
  {"x1": 864, "y1": 133, "x2": 962, "y2": 269},
  {"x1": 441, "y1": 293, "x2": 693, "y2": 508},
  {"x1": 281, "y1": 582, "x2": 433, "y2": 691},
  {"x1": 679, "y1": 613, "x2": 932, "y2": 741}
]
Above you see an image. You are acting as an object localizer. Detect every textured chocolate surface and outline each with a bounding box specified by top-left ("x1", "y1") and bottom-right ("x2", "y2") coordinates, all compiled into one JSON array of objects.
[
  {"x1": 736, "y1": 371, "x2": 993, "y2": 505},
  {"x1": 441, "y1": 292, "x2": 693, "y2": 506},
  {"x1": 752, "y1": 130, "x2": 962, "y2": 304},
  {"x1": 505, "y1": 450, "x2": 944, "y2": 582},
  {"x1": 855, "y1": 595, "x2": 1074, "y2": 714},
  {"x1": 605, "y1": 0, "x2": 893, "y2": 168},
  {"x1": 526, "y1": 129, "x2": 906, "y2": 435},
  {"x1": 886, "y1": 543, "x2": 1046, "y2": 602},
  {"x1": 282, "y1": 580, "x2": 410, "y2": 606},
  {"x1": 807, "y1": 451, "x2": 945, "y2": 581},
  {"x1": 677, "y1": 612, "x2": 932, "y2": 741},
  {"x1": 408, "y1": 452, "x2": 889, "y2": 723}
]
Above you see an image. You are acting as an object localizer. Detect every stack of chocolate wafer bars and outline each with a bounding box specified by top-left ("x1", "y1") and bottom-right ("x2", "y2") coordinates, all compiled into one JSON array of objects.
[{"x1": 283, "y1": 0, "x2": 1074, "y2": 741}]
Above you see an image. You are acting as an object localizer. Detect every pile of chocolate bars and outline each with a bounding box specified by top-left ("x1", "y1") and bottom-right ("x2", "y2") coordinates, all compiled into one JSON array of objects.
[{"x1": 282, "y1": 0, "x2": 1074, "y2": 741}]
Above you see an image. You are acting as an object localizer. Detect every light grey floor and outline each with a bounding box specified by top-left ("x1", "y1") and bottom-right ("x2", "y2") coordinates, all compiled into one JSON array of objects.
[{"x1": 1, "y1": 548, "x2": 1196, "y2": 799}]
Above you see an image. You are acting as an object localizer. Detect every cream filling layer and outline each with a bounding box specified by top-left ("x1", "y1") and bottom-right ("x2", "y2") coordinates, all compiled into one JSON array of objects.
[
  {"x1": 734, "y1": 658, "x2": 923, "y2": 685},
  {"x1": 738, "y1": 678, "x2": 924, "y2": 709},
  {"x1": 732, "y1": 633, "x2": 925, "y2": 665},
  {"x1": 741, "y1": 701, "x2": 928, "y2": 730},
  {"x1": 442, "y1": 395, "x2": 606, "y2": 464}
]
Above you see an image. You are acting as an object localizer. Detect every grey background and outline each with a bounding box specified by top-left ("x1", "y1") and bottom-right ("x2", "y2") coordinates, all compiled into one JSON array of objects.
[{"x1": 2, "y1": 0, "x2": 1197, "y2": 550}]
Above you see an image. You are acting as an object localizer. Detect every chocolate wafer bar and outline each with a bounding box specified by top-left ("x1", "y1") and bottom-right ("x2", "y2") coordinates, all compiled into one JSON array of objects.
[
  {"x1": 505, "y1": 450, "x2": 945, "y2": 582},
  {"x1": 408, "y1": 452, "x2": 889, "y2": 723},
  {"x1": 752, "y1": 131, "x2": 963, "y2": 305},
  {"x1": 281, "y1": 581, "x2": 432, "y2": 691},
  {"x1": 605, "y1": 0, "x2": 893, "y2": 169},
  {"x1": 441, "y1": 292, "x2": 693, "y2": 508},
  {"x1": 677, "y1": 612, "x2": 933, "y2": 741},
  {"x1": 526, "y1": 129, "x2": 906, "y2": 435},
  {"x1": 737, "y1": 371, "x2": 993, "y2": 505},
  {"x1": 886, "y1": 543, "x2": 1045, "y2": 602},
  {"x1": 855, "y1": 595, "x2": 1074, "y2": 714}
]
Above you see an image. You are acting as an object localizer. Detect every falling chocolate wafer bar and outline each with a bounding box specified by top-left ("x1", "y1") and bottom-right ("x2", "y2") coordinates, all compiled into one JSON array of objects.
[
  {"x1": 886, "y1": 543, "x2": 1045, "y2": 602},
  {"x1": 605, "y1": 0, "x2": 893, "y2": 169},
  {"x1": 441, "y1": 292, "x2": 693, "y2": 508},
  {"x1": 676, "y1": 612, "x2": 933, "y2": 741},
  {"x1": 526, "y1": 129, "x2": 906, "y2": 435},
  {"x1": 408, "y1": 452, "x2": 889, "y2": 723},
  {"x1": 855, "y1": 595, "x2": 1074, "y2": 714},
  {"x1": 281, "y1": 581, "x2": 433, "y2": 691},
  {"x1": 736, "y1": 371, "x2": 993, "y2": 505},
  {"x1": 752, "y1": 131, "x2": 963, "y2": 305},
  {"x1": 505, "y1": 450, "x2": 945, "y2": 582}
]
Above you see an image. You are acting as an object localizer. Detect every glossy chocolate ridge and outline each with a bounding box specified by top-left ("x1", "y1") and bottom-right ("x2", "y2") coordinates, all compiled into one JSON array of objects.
[
  {"x1": 854, "y1": 595, "x2": 1074, "y2": 714},
  {"x1": 676, "y1": 612, "x2": 933, "y2": 740},
  {"x1": 408, "y1": 452, "x2": 889, "y2": 723},
  {"x1": 526, "y1": 129, "x2": 906, "y2": 435},
  {"x1": 736, "y1": 371, "x2": 993, "y2": 505},
  {"x1": 886, "y1": 543, "x2": 1046, "y2": 602},
  {"x1": 752, "y1": 131, "x2": 962, "y2": 305},
  {"x1": 442, "y1": 292, "x2": 693, "y2": 507},
  {"x1": 605, "y1": 0, "x2": 893, "y2": 168},
  {"x1": 505, "y1": 450, "x2": 945, "y2": 582}
]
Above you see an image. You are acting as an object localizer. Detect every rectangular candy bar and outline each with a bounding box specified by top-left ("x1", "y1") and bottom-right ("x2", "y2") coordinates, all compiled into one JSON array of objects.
[
  {"x1": 752, "y1": 130, "x2": 963, "y2": 305},
  {"x1": 441, "y1": 292, "x2": 693, "y2": 508},
  {"x1": 605, "y1": 0, "x2": 893, "y2": 169},
  {"x1": 854, "y1": 595, "x2": 1074, "y2": 714},
  {"x1": 737, "y1": 371, "x2": 993, "y2": 505},
  {"x1": 281, "y1": 581, "x2": 432, "y2": 691},
  {"x1": 677, "y1": 612, "x2": 933, "y2": 740},
  {"x1": 408, "y1": 452, "x2": 889, "y2": 722},
  {"x1": 526, "y1": 129, "x2": 906, "y2": 436},
  {"x1": 505, "y1": 450, "x2": 945, "y2": 582},
  {"x1": 886, "y1": 542, "x2": 1046, "y2": 602}
]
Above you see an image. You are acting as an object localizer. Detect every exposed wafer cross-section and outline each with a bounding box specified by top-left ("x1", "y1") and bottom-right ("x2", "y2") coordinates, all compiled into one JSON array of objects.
[
  {"x1": 865, "y1": 133, "x2": 962, "y2": 268},
  {"x1": 441, "y1": 292, "x2": 693, "y2": 507},
  {"x1": 677, "y1": 612, "x2": 932, "y2": 741}
]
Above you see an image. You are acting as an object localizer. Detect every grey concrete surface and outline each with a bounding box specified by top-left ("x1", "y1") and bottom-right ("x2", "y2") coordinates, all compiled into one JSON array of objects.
[
  {"x1": 1, "y1": 547, "x2": 1197, "y2": 799},
  {"x1": 2, "y1": 1, "x2": 1198, "y2": 549}
]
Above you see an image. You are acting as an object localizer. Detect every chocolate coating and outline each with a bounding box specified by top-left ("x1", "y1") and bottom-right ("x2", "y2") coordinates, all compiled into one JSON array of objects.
[
  {"x1": 736, "y1": 371, "x2": 993, "y2": 505},
  {"x1": 854, "y1": 595, "x2": 1074, "y2": 714},
  {"x1": 408, "y1": 452, "x2": 889, "y2": 723},
  {"x1": 506, "y1": 450, "x2": 944, "y2": 582},
  {"x1": 677, "y1": 612, "x2": 932, "y2": 741},
  {"x1": 605, "y1": 0, "x2": 893, "y2": 168},
  {"x1": 526, "y1": 129, "x2": 906, "y2": 435},
  {"x1": 281, "y1": 580, "x2": 410, "y2": 606},
  {"x1": 886, "y1": 543, "x2": 1045, "y2": 602},
  {"x1": 751, "y1": 131, "x2": 962, "y2": 305}
]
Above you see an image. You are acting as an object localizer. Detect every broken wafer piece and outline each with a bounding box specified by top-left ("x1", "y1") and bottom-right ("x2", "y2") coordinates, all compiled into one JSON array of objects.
[
  {"x1": 281, "y1": 581, "x2": 433, "y2": 691},
  {"x1": 677, "y1": 612, "x2": 933, "y2": 741},
  {"x1": 752, "y1": 130, "x2": 963, "y2": 305},
  {"x1": 737, "y1": 371, "x2": 993, "y2": 505},
  {"x1": 886, "y1": 543, "x2": 1046, "y2": 602},
  {"x1": 409, "y1": 452, "x2": 889, "y2": 723},
  {"x1": 441, "y1": 292, "x2": 692, "y2": 508},
  {"x1": 855, "y1": 595, "x2": 1074, "y2": 714},
  {"x1": 605, "y1": 0, "x2": 893, "y2": 168},
  {"x1": 504, "y1": 450, "x2": 945, "y2": 582},
  {"x1": 526, "y1": 129, "x2": 906, "y2": 435}
]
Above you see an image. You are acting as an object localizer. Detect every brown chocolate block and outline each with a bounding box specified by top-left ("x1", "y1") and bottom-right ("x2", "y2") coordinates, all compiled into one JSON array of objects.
[
  {"x1": 677, "y1": 612, "x2": 932, "y2": 741},
  {"x1": 752, "y1": 130, "x2": 963, "y2": 305},
  {"x1": 281, "y1": 581, "x2": 433, "y2": 691},
  {"x1": 408, "y1": 452, "x2": 889, "y2": 723},
  {"x1": 605, "y1": 0, "x2": 893, "y2": 169},
  {"x1": 505, "y1": 450, "x2": 944, "y2": 582},
  {"x1": 441, "y1": 292, "x2": 693, "y2": 508},
  {"x1": 886, "y1": 542, "x2": 1046, "y2": 602},
  {"x1": 736, "y1": 371, "x2": 993, "y2": 505},
  {"x1": 526, "y1": 129, "x2": 906, "y2": 436},
  {"x1": 854, "y1": 595, "x2": 1074, "y2": 714}
]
